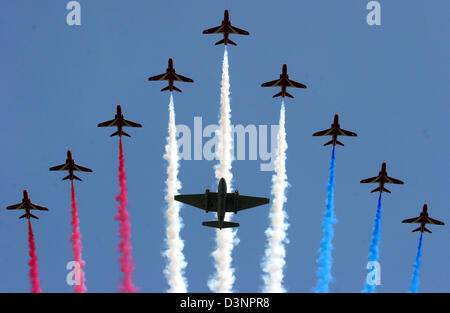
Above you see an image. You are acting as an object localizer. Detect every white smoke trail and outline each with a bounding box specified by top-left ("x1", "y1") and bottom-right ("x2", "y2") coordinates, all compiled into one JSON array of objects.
[
  {"x1": 163, "y1": 93, "x2": 187, "y2": 293},
  {"x1": 208, "y1": 47, "x2": 239, "y2": 293},
  {"x1": 262, "y1": 101, "x2": 289, "y2": 293},
  {"x1": 214, "y1": 48, "x2": 233, "y2": 185}
]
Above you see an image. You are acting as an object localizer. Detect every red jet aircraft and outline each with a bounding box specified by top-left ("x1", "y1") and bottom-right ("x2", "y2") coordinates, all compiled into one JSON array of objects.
[
  {"x1": 360, "y1": 162, "x2": 404, "y2": 194},
  {"x1": 98, "y1": 104, "x2": 142, "y2": 137},
  {"x1": 313, "y1": 114, "x2": 357, "y2": 146},
  {"x1": 6, "y1": 190, "x2": 48, "y2": 220},
  {"x1": 49, "y1": 150, "x2": 92, "y2": 181},
  {"x1": 402, "y1": 204, "x2": 445, "y2": 233},
  {"x1": 202, "y1": 9, "x2": 249, "y2": 46},
  {"x1": 261, "y1": 64, "x2": 307, "y2": 98},
  {"x1": 147, "y1": 58, "x2": 193, "y2": 93}
]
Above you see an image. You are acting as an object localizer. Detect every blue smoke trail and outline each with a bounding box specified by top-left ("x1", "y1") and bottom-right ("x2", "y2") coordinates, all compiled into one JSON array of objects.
[
  {"x1": 363, "y1": 194, "x2": 382, "y2": 293},
  {"x1": 409, "y1": 233, "x2": 423, "y2": 293},
  {"x1": 315, "y1": 146, "x2": 337, "y2": 293}
]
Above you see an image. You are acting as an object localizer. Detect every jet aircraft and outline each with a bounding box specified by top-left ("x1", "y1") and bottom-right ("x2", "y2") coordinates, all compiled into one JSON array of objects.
[
  {"x1": 261, "y1": 64, "x2": 307, "y2": 98},
  {"x1": 402, "y1": 204, "x2": 445, "y2": 233},
  {"x1": 97, "y1": 105, "x2": 142, "y2": 137},
  {"x1": 202, "y1": 9, "x2": 249, "y2": 46},
  {"x1": 6, "y1": 190, "x2": 48, "y2": 220},
  {"x1": 313, "y1": 114, "x2": 357, "y2": 146},
  {"x1": 49, "y1": 150, "x2": 92, "y2": 181},
  {"x1": 360, "y1": 162, "x2": 404, "y2": 193},
  {"x1": 147, "y1": 58, "x2": 193, "y2": 93}
]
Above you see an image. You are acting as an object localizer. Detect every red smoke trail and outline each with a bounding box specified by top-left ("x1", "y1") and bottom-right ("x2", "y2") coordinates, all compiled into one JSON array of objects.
[
  {"x1": 70, "y1": 181, "x2": 87, "y2": 292},
  {"x1": 115, "y1": 137, "x2": 138, "y2": 293},
  {"x1": 27, "y1": 219, "x2": 41, "y2": 293}
]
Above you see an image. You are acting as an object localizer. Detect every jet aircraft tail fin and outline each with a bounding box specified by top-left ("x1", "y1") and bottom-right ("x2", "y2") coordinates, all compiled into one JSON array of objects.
[
  {"x1": 110, "y1": 131, "x2": 130, "y2": 137},
  {"x1": 20, "y1": 213, "x2": 38, "y2": 219},
  {"x1": 371, "y1": 186, "x2": 391, "y2": 194},
  {"x1": 273, "y1": 91, "x2": 294, "y2": 98},
  {"x1": 284, "y1": 91, "x2": 294, "y2": 98},
  {"x1": 227, "y1": 39, "x2": 237, "y2": 46},
  {"x1": 215, "y1": 38, "x2": 237, "y2": 46},
  {"x1": 161, "y1": 85, "x2": 182, "y2": 93},
  {"x1": 324, "y1": 139, "x2": 344, "y2": 146},
  {"x1": 413, "y1": 226, "x2": 431, "y2": 233},
  {"x1": 215, "y1": 39, "x2": 225, "y2": 45},
  {"x1": 62, "y1": 175, "x2": 82, "y2": 181},
  {"x1": 202, "y1": 221, "x2": 240, "y2": 229},
  {"x1": 273, "y1": 91, "x2": 282, "y2": 98}
]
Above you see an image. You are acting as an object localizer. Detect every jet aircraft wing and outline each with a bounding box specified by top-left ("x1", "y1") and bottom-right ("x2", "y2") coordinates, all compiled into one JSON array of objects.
[
  {"x1": 313, "y1": 128, "x2": 333, "y2": 136},
  {"x1": 6, "y1": 203, "x2": 25, "y2": 210},
  {"x1": 386, "y1": 176, "x2": 404, "y2": 184},
  {"x1": 173, "y1": 73, "x2": 194, "y2": 83},
  {"x1": 49, "y1": 163, "x2": 69, "y2": 171},
  {"x1": 338, "y1": 128, "x2": 358, "y2": 136},
  {"x1": 228, "y1": 25, "x2": 250, "y2": 35},
  {"x1": 402, "y1": 216, "x2": 422, "y2": 224},
  {"x1": 427, "y1": 217, "x2": 445, "y2": 225},
  {"x1": 73, "y1": 164, "x2": 93, "y2": 172},
  {"x1": 30, "y1": 203, "x2": 49, "y2": 211},
  {"x1": 261, "y1": 79, "x2": 283, "y2": 87},
  {"x1": 97, "y1": 119, "x2": 118, "y2": 127},
  {"x1": 148, "y1": 73, "x2": 170, "y2": 81},
  {"x1": 360, "y1": 176, "x2": 381, "y2": 183},
  {"x1": 286, "y1": 79, "x2": 307, "y2": 88},
  {"x1": 202, "y1": 25, "x2": 225, "y2": 34},
  {"x1": 122, "y1": 119, "x2": 143, "y2": 128}
]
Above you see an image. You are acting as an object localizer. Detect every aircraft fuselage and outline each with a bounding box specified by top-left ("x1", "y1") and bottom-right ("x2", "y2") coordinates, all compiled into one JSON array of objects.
[
  {"x1": 65, "y1": 150, "x2": 76, "y2": 179},
  {"x1": 216, "y1": 178, "x2": 227, "y2": 228},
  {"x1": 114, "y1": 106, "x2": 126, "y2": 136},
  {"x1": 21, "y1": 190, "x2": 32, "y2": 218},
  {"x1": 162, "y1": 58, "x2": 176, "y2": 91},
  {"x1": 278, "y1": 65, "x2": 290, "y2": 97},
  {"x1": 219, "y1": 10, "x2": 234, "y2": 45}
]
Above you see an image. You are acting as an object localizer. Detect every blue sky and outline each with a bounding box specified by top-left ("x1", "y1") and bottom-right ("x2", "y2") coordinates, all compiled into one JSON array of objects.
[{"x1": 0, "y1": 0, "x2": 448, "y2": 292}]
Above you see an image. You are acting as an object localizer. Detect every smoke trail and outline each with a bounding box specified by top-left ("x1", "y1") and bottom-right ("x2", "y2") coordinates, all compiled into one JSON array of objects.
[
  {"x1": 115, "y1": 137, "x2": 138, "y2": 293},
  {"x1": 363, "y1": 193, "x2": 382, "y2": 293},
  {"x1": 315, "y1": 146, "x2": 337, "y2": 293},
  {"x1": 163, "y1": 93, "x2": 187, "y2": 292},
  {"x1": 70, "y1": 181, "x2": 87, "y2": 293},
  {"x1": 409, "y1": 233, "x2": 423, "y2": 293},
  {"x1": 27, "y1": 219, "x2": 41, "y2": 293},
  {"x1": 208, "y1": 47, "x2": 238, "y2": 293},
  {"x1": 262, "y1": 101, "x2": 289, "y2": 293},
  {"x1": 214, "y1": 48, "x2": 233, "y2": 184}
]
